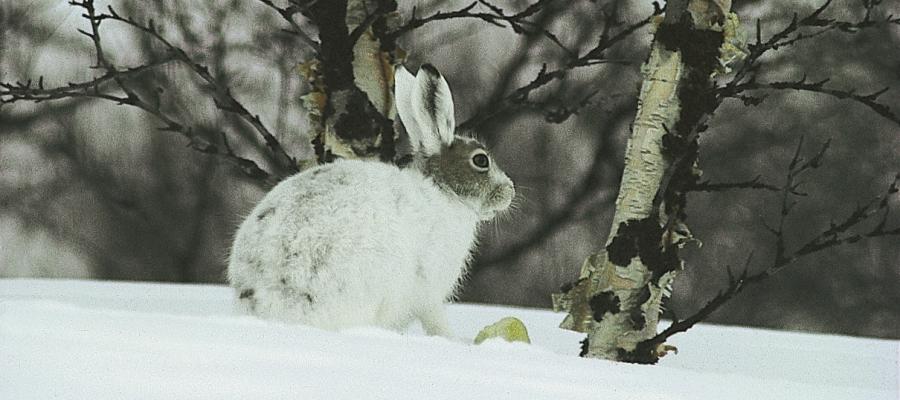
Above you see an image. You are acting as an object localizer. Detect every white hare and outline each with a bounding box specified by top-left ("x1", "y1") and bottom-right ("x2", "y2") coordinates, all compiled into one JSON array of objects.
[{"x1": 227, "y1": 64, "x2": 515, "y2": 337}]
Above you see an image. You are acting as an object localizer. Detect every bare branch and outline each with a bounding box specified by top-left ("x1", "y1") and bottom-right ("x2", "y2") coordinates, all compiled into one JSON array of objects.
[
  {"x1": 687, "y1": 175, "x2": 795, "y2": 194},
  {"x1": 390, "y1": 0, "x2": 562, "y2": 42},
  {"x1": 2, "y1": 0, "x2": 286, "y2": 184},
  {"x1": 644, "y1": 142, "x2": 900, "y2": 347},
  {"x1": 257, "y1": 0, "x2": 321, "y2": 51},
  {"x1": 722, "y1": 0, "x2": 900, "y2": 100},
  {"x1": 99, "y1": 5, "x2": 298, "y2": 174},
  {"x1": 460, "y1": 6, "x2": 661, "y2": 129},
  {"x1": 722, "y1": 78, "x2": 900, "y2": 128}
]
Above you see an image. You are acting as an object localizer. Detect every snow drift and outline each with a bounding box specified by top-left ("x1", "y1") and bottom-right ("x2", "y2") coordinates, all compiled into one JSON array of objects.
[{"x1": 1, "y1": 279, "x2": 896, "y2": 399}]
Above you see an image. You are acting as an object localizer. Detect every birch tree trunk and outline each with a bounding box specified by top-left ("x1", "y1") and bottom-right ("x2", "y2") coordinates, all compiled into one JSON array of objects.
[
  {"x1": 300, "y1": 0, "x2": 401, "y2": 163},
  {"x1": 553, "y1": 0, "x2": 738, "y2": 363}
]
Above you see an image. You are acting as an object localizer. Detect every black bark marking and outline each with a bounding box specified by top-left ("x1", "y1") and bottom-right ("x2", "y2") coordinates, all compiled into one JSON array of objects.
[
  {"x1": 239, "y1": 288, "x2": 254, "y2": 299},
  {"x1": 589, "y1": 291, "x2": 621, "y2": 322},
  {"x1": 579, "y1": 337, "x2": 590, "y2": 357},
  {"x1": 655, "y1": 16, "x2": 725, "y2": 222},
  {"x1": 629, "y1": 285, "x2": 652, "y2": 330},
  {"x1": 616, "y1": 344, "x2": 658, "y2": 365},
  {"x1": 559, "y1": 278, "x2": 586, "y2": 294},
  {"x1": 605, "y1": 217, "x2": 681, "y2": 282},
  {"x1": 301, "y1": 1, "x2": 397, "y2": 162}
]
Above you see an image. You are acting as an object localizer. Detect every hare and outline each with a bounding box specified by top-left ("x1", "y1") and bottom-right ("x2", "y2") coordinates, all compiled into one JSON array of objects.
[{"x1": 227, "y1": 64, "x2": 515, "y2": 337}]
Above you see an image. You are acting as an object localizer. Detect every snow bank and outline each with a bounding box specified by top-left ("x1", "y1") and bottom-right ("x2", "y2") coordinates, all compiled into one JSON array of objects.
[{"x1": 1, "y1": 279, "x2": 896, "y2": 399}]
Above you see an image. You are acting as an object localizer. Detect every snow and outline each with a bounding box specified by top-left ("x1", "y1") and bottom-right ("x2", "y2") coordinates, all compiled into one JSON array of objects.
[{"x1": 1, "y1": 279, "x2": 896, "y2": 400}]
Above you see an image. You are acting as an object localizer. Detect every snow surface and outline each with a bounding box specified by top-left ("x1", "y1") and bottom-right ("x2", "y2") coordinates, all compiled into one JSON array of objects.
[{"x1": 1, "y1": 279, "x2": 897, "y2": 400}]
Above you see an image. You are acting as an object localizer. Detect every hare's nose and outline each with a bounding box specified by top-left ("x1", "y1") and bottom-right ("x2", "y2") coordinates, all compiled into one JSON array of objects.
[{"x1": 494, "y1": 183, "x2": 515, "y2": 210}]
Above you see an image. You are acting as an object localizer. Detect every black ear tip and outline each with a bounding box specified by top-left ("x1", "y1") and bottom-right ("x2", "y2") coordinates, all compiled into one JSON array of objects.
[{"x1": 420, "y1": 63, "x2": 441, "y2": 77}]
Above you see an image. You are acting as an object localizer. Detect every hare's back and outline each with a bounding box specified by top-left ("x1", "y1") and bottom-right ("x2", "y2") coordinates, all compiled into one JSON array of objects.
[{"x1": 271, "y1": 159, "x2": 427, "y2": 220}]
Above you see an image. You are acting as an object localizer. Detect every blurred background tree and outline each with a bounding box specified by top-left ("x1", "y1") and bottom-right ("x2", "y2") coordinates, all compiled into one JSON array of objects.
[{"x1": 1, "y1": 0, "x2": 898, "y2": 339}]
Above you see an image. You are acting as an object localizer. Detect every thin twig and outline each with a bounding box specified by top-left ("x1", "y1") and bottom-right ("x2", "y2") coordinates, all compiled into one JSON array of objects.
[{"x1": 257, "y1": 0, "x2": 321, "y2": 52}]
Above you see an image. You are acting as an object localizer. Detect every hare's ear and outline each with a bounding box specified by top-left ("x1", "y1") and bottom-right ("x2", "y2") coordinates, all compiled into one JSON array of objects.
[
  {"x1": 394, "y1": 64, "x2": 455, "y2": 155},
  {"x1": 394, "y1": 65, "x2": 422, "y2": 148}
]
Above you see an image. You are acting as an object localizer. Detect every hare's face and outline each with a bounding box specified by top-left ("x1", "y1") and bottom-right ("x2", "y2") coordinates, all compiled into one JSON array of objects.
[{"x1": 424, "y1": 136, "x2": 515, "y2": 221}]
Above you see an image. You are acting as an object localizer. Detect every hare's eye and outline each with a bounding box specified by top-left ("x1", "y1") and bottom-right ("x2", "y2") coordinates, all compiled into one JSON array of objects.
[{"x1": 471, "y1": 153, "x2": 490, "y2": 171}]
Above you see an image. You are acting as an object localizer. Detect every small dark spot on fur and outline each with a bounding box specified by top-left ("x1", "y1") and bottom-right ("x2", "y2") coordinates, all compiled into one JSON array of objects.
[
  {"x1": 305, "y1": 293, "x2": 314, "y2": 303},
  {"x1": 415, "y1": 263, "x2": 426, "y2": 279},
  {"x1": 280, "y1": 278, "x2": 288, "y2": 285},
  {"x1": 239, "y1": 289, "x2": 254, "y2": 299},
  {"x1": 256, "y1": 207, "x2": 275, "y2": 221},
  {"x1": 393, "y1": 189, "x2": 404, "y2": 210},
  {"x1": 310, "y1": 243, "x2": 332, "y2": 272}
]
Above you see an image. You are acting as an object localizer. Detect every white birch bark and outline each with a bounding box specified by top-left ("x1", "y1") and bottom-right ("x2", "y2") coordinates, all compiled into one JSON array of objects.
[{"x1": 554, "y1": 0, "x2": 736, "y2": 362}]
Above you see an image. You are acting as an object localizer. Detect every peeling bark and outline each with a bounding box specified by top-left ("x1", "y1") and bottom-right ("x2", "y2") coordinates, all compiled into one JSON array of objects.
[
  {"x1": 300, "y1": 0, "x2": 401, "y2": 163},
  {"x1": 553, "y1": 0, "x2": 736, "y2": 363}
]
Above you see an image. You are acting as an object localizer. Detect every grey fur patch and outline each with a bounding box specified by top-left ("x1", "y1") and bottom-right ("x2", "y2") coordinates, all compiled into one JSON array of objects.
[
  {"x1": 282, "y1": 284, "x2": 315, "y2": 305},
  {"x1": 256, "y1": 207, "x2": 275, "y2": 221},
  {"x1": 310, "y1": 243, "x2": 332, "y2": 272},
  {"x1": 419, "y1": 136, "x2": 514, "y2": 218},
  {"x1": 415, "y1": 258, "x2": 426, "y2": 279},
  {"x1": 424, "y1": 138, "x2": 493, "y2": 199},
  {"x1": 420, "y1": 64, "x2": 440, "y2": 118},
  {"x1": 393, "y1": 188, "x2": 404, "y2": 210}
]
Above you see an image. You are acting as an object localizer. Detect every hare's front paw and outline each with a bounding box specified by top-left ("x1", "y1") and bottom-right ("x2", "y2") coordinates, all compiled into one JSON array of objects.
[{"x1": 418, "y1": 305, "x2": 453, "y2": 338}]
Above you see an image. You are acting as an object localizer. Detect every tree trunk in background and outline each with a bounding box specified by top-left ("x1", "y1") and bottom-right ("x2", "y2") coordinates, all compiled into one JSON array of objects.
[
  {"x1": 300, "y1": 0, "x2": 401, "y2": 164},
  {"x1": 554, "y1": 0, "x2": 735, "y2": 363}
]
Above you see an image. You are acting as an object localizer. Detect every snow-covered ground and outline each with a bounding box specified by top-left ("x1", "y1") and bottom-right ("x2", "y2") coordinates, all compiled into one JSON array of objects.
[{"x1": 0, "y1": 279, "x2": 896, "y2": 400}]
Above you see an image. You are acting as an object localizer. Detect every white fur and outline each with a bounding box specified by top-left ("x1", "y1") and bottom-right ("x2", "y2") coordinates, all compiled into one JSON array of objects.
[{"x1": 227, "y1": 160, "x2": 478, "y2": 336}]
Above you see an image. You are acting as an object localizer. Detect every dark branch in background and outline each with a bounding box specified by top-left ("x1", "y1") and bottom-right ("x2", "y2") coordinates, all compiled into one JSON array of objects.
[
  {"x1": 687, "y1": 175, "x2": 791, "y2": 194},
  {"x1": 257, "y1": 0, "x2": 321, "y2": 52},
  {"x1": 386, "y1": 0, "x2": 658, "y2": 129},
  {"x1": 100, "y1": 6, "x2": 298, "y2": 175},
  {"x1": 390, "y1": 0, "x2": 568, "y2": 53},
  {"x1": 0, "y1": 0, "x2": 297, "y2": 185},
  {"x1": 645, "y1": 138, "x2": 900, "y2": 347},
  {"x1": 719, "y1": 0, "x2": 900, "y2": 114},
  {"x1": 724, "y1": 77, "x2": 900, "y2": 128},
  {"x1": 460, "y1": 3, "x2": 663, "y2": 129}
]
